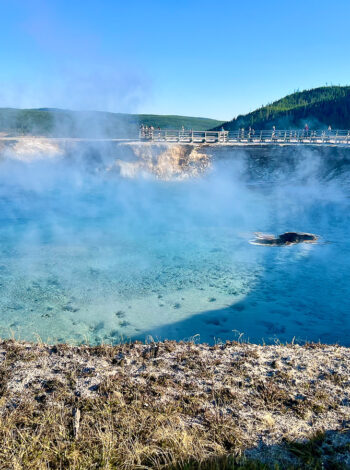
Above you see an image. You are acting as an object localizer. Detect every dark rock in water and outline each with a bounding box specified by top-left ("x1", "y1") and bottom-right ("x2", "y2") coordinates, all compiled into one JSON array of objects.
[
  {"x1": 278, "y1": 232, "x2": 317, "y2": 244},
  {"x1": 251, "y1": 232, "x2": 318, "y2": 246},
  {"x1": 62, "y1": 304, "x2": 79, "y2": 313},
  {"x1": 115, "y1": 311, "x2": 125, "y2": 318}
]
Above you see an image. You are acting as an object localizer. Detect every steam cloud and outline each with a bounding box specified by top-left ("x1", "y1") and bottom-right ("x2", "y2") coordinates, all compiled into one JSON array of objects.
[{"x1": 0, "y1": 139, "x2": 349, "y2": 345}]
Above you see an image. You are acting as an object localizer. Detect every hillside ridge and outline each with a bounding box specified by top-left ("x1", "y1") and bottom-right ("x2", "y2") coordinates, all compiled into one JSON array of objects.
[
  {"x1": 214, "y1": 86, "x2": 350, "y2": 131},
  {"x1": 0, "y1": 107, "x2": 223, "y2": 138}
]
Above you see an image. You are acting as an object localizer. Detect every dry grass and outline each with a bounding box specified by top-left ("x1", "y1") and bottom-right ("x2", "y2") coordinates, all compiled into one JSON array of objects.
[{"x1": 0, "y1": 339, "x2": 349, "y2": 469}]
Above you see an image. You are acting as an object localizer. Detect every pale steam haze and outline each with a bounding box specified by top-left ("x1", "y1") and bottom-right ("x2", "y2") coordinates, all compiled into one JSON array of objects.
[
  {"x1": 0, "y1": 141, "x2": 349, "y2": 346},
  {"x1": 0, "y1": 0, "x2": 152, "y2": 113},
  {"x1": 0, "y1": 68, "x2": 152, "y2": 113},
  {"x1": 1, "y1": 0, "x2": 350, "y2": 118},
  {"x1": 0, "y1": 0, "x2": 349, "y2": 347}
]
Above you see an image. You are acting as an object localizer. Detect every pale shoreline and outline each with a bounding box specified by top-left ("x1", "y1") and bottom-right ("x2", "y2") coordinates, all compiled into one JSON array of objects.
[{"x1": 1, "y1": 339, "x2": 349, "y2": 468}]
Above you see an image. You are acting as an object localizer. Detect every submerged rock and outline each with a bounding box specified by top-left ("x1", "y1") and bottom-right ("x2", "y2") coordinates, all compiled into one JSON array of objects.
[{"x1": 251, "y1": 231, "x2": 318, "y2": 246}]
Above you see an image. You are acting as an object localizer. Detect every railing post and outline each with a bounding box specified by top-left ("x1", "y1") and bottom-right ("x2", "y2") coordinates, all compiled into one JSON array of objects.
[{"x1": 137, "y1": 128, "x2": 350, "y2": 146}]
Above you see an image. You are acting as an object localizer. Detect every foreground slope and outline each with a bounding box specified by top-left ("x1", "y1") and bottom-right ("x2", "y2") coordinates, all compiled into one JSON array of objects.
[
  {"x1": 0, "y1": 340, "x2": 349, "y2": 469},
  {"x1": 215, "y1": 86, "x2": 350, "y2": 131}
]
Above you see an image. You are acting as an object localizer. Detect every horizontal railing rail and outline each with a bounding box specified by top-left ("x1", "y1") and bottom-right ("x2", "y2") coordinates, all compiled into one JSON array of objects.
[{"x1": 139, "y1": 128, "x2": 350, "y2": 144}]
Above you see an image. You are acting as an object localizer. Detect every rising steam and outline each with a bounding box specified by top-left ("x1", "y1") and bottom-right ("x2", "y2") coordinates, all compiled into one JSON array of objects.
[{"x1": 0, "y1": 139, "x2": 349, "y2": 346}]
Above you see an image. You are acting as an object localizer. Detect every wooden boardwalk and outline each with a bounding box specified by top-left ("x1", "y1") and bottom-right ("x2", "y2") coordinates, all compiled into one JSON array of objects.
[
  {"x1": 1, "y1": 130, "x2": 349, "y2": 146},
  {"x1": 140, "y1": 128, "x2": 350, "y2": 145}
]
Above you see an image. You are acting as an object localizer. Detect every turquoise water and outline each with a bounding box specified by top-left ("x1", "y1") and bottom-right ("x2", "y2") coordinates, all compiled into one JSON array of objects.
[{"x1": 0, "y1": 146, "x2": 349, "y2": 345}]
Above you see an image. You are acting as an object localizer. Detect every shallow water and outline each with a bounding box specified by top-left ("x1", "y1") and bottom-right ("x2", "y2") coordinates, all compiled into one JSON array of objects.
[{"x1": 0, "y1": 144, "x2": 349, "y2": 345}]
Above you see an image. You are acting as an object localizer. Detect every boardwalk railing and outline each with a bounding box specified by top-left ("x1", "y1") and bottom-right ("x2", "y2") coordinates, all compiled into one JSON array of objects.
[{"x1": 140, "y1": 128, "x2": 350, "y2": 145}]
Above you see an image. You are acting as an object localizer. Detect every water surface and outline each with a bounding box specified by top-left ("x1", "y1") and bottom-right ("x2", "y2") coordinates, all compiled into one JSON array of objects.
[{"x1": 0, "y1": 144, "x2": 349, "y2": 345}]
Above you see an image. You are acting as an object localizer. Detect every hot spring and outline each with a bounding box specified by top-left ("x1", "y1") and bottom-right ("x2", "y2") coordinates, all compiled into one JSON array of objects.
[{"x1": 0, "y1": 140, "x2": 349, "y2": 345}]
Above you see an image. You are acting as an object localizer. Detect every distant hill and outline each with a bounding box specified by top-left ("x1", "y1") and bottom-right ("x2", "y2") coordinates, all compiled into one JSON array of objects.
[
  {"x1": 0, "y1": 108, "x2": 223, "y2": 138},
  {"x1": 214, "y1": 86, "x2": 350, "y2": 131}
]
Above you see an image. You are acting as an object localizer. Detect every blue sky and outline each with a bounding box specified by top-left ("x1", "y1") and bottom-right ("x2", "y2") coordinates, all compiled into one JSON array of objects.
[{"x1": 0, "y1": 0, "x2": 349, "y2": 120}]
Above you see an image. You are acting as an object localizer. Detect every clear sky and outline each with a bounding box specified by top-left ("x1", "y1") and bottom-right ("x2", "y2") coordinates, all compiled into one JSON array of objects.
[{"x1": 0, "y1": 0, "x2": 350, "y2": 120}]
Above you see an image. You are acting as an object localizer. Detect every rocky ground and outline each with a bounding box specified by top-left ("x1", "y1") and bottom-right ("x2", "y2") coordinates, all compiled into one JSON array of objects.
[{"x1": 0, "y1": 340, "x2": 349, "y2": 469}]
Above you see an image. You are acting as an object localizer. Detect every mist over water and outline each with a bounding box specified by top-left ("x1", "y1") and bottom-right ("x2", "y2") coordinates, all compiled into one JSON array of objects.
[{"x1": 0, "y1": 142, "x2": 349, "y2": 345}]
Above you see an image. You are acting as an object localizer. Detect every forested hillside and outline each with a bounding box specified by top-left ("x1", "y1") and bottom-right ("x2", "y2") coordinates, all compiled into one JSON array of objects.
[
  {"x1": 0, "y1": 108, "x2": 223, "y2": 137},
  {"x1": 214, "y1": 86, "x2": 350, "y2": 131}
]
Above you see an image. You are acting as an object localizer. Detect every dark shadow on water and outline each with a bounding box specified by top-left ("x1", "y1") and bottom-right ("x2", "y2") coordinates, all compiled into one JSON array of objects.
[
  {"x1": 133, "y1": 294, "x2": 350, "y2": 346},
  {"x1": 131, "y1": 298, "x2": 300, "y2": 346},
  {"x1": 131, "y1": 242, "x2": 350, "y2": 346},
  {"x1": 128, "y1": 145, "x2": 350, "y2": 346}
]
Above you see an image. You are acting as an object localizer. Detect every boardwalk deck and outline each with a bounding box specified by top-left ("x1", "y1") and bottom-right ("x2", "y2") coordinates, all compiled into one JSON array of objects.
[
  {"x1": 140, "y1": 129, "x2": 350, "y2": 145},
  {"x1": 1, "y1": 130, "x2": 349, "y2": 146}
]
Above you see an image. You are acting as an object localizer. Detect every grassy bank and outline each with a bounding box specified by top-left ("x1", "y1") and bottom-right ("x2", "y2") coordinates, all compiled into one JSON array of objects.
[{"x1": 0, "y1": 340, "x2": 349, "y2": 469}]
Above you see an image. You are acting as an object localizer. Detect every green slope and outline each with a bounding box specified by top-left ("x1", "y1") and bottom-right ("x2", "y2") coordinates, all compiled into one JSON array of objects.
[
  {"x1": 136, "y1": 114, "x2": 223, "y2": 131},
  {"x1": 0, "y1": 108, "x2": 223, "y2": 138},
  {"x1": 215, "y1": 86, "x2": 350, "y2": 131}
]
